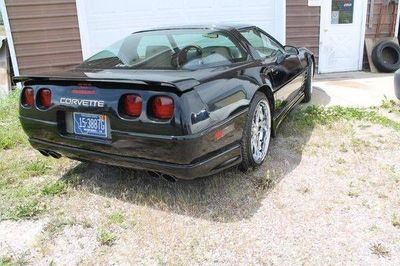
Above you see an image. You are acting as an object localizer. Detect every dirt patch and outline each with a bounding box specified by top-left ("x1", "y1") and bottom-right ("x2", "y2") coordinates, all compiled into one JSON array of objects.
[
  {"x1": 0, "y1": 220, "x2": 46, "y2": 261},
  {"x1": 329, "y1": 80, "x2": 368, "y2": 89}
]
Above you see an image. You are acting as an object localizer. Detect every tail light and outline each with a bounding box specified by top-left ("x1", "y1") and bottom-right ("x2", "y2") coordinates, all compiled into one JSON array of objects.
[
  {"x1": 38, "y1": 89, "x2": 52, "y2": 109},
  {"x1": 151, "y1": 96, "x2": 174, "y2": 120},
  {"x1": 21, "y1": 87, "x2": 34, "y2": 107},
  {"x1": 122, "y1": 94, "x2": 142, "y2": 117}
]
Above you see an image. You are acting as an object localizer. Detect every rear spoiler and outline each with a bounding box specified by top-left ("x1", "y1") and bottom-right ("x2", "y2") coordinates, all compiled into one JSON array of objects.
[{"x1": 13, "y1": 75, "x2": 200, "y2": 92}]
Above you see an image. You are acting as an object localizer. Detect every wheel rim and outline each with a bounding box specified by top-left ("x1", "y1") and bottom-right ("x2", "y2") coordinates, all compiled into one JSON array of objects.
[{"x1": 251, "y1": 99, "x2": 271, "y2": 164}]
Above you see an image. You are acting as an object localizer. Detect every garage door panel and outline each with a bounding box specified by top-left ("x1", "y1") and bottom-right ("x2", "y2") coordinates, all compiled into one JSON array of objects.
[{"x1": 77, "y1": 0, "x2": 285, "y2": 59}]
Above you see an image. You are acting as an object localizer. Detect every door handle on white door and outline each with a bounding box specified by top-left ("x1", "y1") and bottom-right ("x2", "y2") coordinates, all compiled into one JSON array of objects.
[{"x1": 324, "y1": 29, "x2": 328, "y2": 32}]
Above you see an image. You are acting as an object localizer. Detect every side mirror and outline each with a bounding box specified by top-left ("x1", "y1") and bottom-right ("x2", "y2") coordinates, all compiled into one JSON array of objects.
[{"x1": 284, "y1": 45, "x2": 299, "y2": 56}]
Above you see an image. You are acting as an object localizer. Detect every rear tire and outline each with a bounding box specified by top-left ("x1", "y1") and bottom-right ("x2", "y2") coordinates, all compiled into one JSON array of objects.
[
  {"x1": 302, "y1": 60, "x2": 314, "y2": 103},
  {"x1": 240, "y1": 92, "x2": 272, "y2": 171}
]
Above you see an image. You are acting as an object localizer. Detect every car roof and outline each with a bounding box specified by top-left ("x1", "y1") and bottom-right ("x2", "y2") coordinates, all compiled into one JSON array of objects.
[{"x1": 134, "y1": 24, "x2": 255, "y2": 33}]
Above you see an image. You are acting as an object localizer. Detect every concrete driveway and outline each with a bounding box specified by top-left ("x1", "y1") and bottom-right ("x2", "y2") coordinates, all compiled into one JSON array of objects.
[{"x1": 311, "y1": 72, "x2": 397, "y2": 107}]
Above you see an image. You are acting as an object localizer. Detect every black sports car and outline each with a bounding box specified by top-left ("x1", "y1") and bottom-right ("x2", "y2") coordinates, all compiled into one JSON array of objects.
[{"x1": 16, "y1": 24, "x2": 315, "y2": 181}]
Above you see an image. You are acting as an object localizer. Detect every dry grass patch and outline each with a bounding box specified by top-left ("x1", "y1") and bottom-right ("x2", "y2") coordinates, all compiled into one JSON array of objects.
[
  {"x1": 392, "y1": 214, "x2": 400, "y2": 228},
  {"x1": 370, "y1": 243, "x2": 390, "y2": 258}
]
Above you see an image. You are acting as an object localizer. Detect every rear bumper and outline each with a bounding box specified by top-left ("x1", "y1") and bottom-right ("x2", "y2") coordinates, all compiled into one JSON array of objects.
[
  {"x1": 30, "y1": 138, "x2": 242, "y2": 180},
  {"x1": 22, "y1": 109, "x2": 247, "y2": 180}
]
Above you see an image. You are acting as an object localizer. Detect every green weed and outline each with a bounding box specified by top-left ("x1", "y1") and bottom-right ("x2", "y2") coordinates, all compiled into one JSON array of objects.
[
  {"x1": 41, "y1": 181, "x2": 66, "y2": 196},
  {"x1": 97, "y1": 229, "x2": 116, "y2": 246},
  {"x1": 108, "y1": 212, "x2": 125, "y2": 224},
  {"x1": 0, "y1": 90, "x2": 27, "y2": 149},
  {"x1": 293, "y1": 105, "x2": 400, "y2": 131},
  {"x1": 4, "y1": 200, "x2": 45, "y2": 220},
  {"x1": 25, "y1": 159, "x2": 51, "y2": 177}
]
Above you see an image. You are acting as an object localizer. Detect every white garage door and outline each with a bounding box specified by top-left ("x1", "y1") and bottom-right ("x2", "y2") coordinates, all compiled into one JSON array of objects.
[{"x1": 76, "y1": 0, "x2": 286, "y2": 59}]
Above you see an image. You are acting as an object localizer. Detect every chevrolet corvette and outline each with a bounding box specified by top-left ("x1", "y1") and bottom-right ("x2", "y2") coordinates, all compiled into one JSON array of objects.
[{"x1": 16, "y1": 24, "x2": 315, "y2": 181}]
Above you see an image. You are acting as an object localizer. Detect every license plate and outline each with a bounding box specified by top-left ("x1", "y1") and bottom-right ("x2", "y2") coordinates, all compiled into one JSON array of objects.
[{"x1": 73, "y1": 113, "x2": 108, "y2": 138}]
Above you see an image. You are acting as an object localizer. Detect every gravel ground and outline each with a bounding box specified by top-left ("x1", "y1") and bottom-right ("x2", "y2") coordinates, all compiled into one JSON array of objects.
[{"x1": 1, "y1": 112, "x2": 400, "y2": 265}]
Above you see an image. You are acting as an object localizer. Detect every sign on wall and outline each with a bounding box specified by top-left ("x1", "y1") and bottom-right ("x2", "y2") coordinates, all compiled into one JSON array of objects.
[
  {"x1": 331, "y1": 0, "x2": 354, "y2": 24},
  {"x1": 308, "y1": 0, "x2": 322, "y2": 6}
]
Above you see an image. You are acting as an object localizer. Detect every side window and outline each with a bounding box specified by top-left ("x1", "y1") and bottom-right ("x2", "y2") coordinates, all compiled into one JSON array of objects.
[
  {"x1": 136, "y1": 35, "x2": 172, "y2": 59},
  {"x1": 240, "y1": 29, "x2": 284, "y2": 58}
]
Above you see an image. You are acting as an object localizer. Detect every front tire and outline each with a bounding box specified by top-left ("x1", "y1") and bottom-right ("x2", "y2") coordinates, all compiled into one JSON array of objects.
[
  {"x1": 303, "y1": 60, "x2": 314, "y2": 103},
  {"x1": 240, "y1": 92, "x2": 272, "y2": 171}
]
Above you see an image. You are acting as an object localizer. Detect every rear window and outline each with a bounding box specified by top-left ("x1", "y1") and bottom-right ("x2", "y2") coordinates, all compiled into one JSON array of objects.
[{"x1": 80, "y1": 29, "x2": 247, "y2": 70}]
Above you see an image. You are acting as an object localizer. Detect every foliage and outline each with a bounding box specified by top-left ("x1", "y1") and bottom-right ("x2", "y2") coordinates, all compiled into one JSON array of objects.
[
  {"x1": 0, "y1": 90, "x2": 27, "y2": 149},
  {"x1": 293, "y1": 105, "x2": 400, "y2": 131},
  {"x1": 97, "y1": 229, "x2": 116, "y2": 246}
]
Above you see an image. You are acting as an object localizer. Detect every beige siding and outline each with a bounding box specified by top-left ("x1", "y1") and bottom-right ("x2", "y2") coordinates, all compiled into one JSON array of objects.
[
  {"x1": 366, "y1": 0, "x2": 398, "y2": 39},
  {"x1": 286, "y1": 0, "x2": 320, "y2": 66},
  {"x1": 364, "y1": 0, "x2": 398, "y2": 69},
  {"x1": 5, "y1": 0, "x2": 82, "y2": 75}
]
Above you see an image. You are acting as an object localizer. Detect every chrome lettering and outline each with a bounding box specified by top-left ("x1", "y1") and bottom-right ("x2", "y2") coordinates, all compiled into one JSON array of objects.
[{"x1": 60, "y1": 98, "x2": 105, "y2": 107}]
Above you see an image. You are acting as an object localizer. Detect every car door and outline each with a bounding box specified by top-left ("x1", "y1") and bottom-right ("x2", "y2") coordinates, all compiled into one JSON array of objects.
[{"x1": 239, "y1": 28, "x2": 302, "y2": 114}]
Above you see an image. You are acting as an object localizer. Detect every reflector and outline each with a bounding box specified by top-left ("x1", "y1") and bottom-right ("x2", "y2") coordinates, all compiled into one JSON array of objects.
[
  {"x1": 122, "y1": 94, "x2": 142, "y2": 117},
  {"x1": 22, "y1": 87, "x2": 34, "y2": 107},
  {"x1": 39, "y1": 89, "x2": 52, "y2": 109},
  {"x1": 151, "y1": 96, "x2": 174, "y2": 120}
]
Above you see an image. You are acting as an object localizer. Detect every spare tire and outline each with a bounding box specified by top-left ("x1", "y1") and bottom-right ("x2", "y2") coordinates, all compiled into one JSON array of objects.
[{"x1": 372, "y1": 40, "x2": 400, "y2": 73}]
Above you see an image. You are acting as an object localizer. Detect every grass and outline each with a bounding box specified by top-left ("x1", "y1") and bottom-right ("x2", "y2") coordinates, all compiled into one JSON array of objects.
[
  {"x1": 108, "y1": 212, "x2": 125, "y2": 224},
  {"x1": 0, "y1": 254, "x2": 28, "y2": 266},
  {"x1": 97, "y1": 229, "x2": 116, "y2": 246},
  {"x1": 380, "y1": 98, "x2": 400, "y2": 114},
  {"x1": 43, "y1": 217, "x2": 75, "y2": 237},
  {"x1": 0, "y1": 113, "x2": 70, "y2": 220},
  {"x1": 0, "y1": 89, "x2": 27, "y2": 149},
  {"x1": 4, "y1": 200, "x2": 45, "y2": 221},
  {"x1": 293, "y1": 105, "x2": 400, "y2": 132},
  {"x1": 25, "y1": 159, "x2": 52, "y2": 177},
  {"x1": 335, "y1": 158, "x2": 346, "y2": 165},
  {"x1": 392, "y1": 214, "x2": 400, "y2": 228},
  {"x1": 0, "y1": 90, "x2": 399, "y2": 262},
  {"x1": 253, "y1": 170, "x2": 274, "y2": 190},
  {"x1": 0, "y1": 257, "x2": 12, "y2": 266},
  {"x1": 41, "y1": 181, "x2": 66, "y2": 196},
  {"x1": 0, "y1": 150, "x2": 68, "y2": 220},
  {"x1": 347, "y1": 190, "x2": 360, "y2": 198},
  {"x1": 370, "y1": 243, "x2": 390, "y2": 258}
]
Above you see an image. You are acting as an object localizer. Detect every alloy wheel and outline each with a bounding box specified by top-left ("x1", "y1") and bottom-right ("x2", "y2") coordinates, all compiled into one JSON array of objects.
[{"x1": 250, "y1": 99, "x2": 271, "y2": 164}]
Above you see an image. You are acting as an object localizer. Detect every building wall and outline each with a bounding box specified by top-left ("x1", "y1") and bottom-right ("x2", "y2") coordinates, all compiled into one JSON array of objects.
[
  {"x1": 286, "y1": 0, "x2": 320, "y2": 66},
  {"x1": 4, "y1": 0, "x2": 82, "y2": 75},
  {"x1": 365, "y1": 0, "x2": 398, "y2": 39},
  {"x1": 364, "y1": 0, "x2": 398, "y2": 69}
]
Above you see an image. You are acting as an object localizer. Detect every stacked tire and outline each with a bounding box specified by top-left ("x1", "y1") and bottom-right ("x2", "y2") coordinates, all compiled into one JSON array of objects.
[{"x1": 372, "y1": 40, "x2": 400, "y2": 73}]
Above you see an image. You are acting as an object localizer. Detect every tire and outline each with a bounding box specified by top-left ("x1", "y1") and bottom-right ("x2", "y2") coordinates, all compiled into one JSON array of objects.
[
  {"x1": 372, "y1": 40, "x2": 400, "y2": 73},
  {"x1": 302, "y1": 59, "x2": 313, "y2": 103},
  {"x1": 240, "y1": 92, "x2": 272, "y2": 171}
]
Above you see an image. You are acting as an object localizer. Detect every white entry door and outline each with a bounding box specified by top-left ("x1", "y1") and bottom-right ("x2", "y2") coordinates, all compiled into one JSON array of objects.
[{"x1": 319, "y1": 0, "x2": 367, "y2": 73}]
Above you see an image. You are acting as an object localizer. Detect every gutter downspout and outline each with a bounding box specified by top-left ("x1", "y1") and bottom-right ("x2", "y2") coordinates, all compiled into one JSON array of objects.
[{"x1": 0, "y1": 0, "x2": 19, "y2": 81}]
